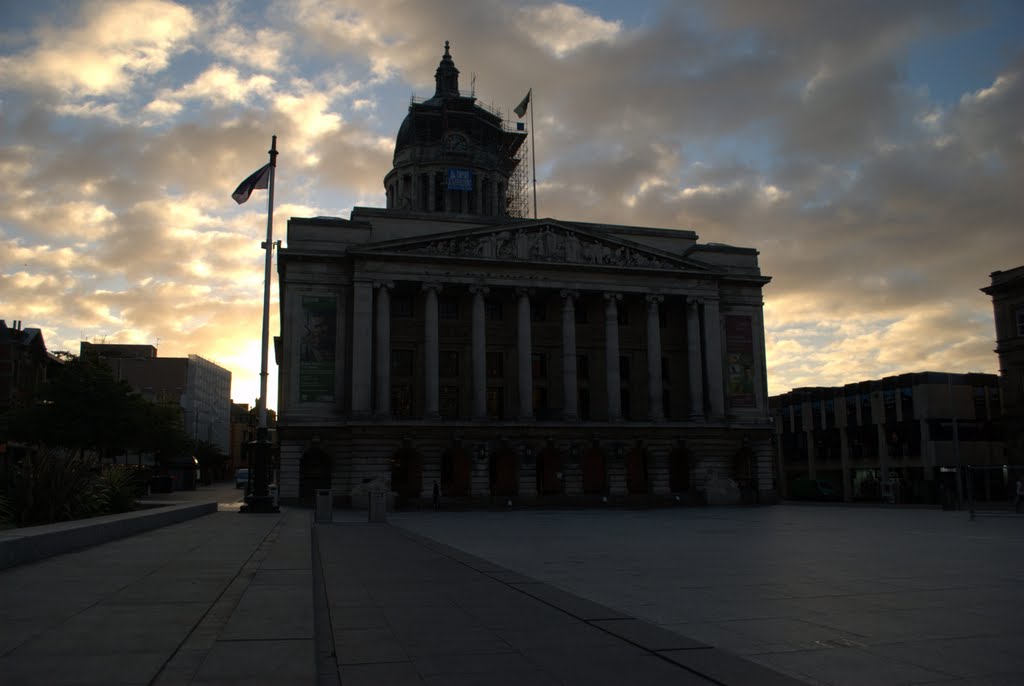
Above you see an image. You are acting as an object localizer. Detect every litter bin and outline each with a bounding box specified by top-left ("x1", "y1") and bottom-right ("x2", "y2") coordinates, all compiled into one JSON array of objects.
[
  {"x1": 315, "y1": 489, "x2": 333, "y2": 524},
  {"x1": 368, "y1": 490, "x2": 387, "y2": 523}
]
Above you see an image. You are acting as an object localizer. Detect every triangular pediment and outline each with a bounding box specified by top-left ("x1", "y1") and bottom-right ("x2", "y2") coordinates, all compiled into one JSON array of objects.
[{"x1": 350, "y1": 219, "x2": 719, "y2": 273}]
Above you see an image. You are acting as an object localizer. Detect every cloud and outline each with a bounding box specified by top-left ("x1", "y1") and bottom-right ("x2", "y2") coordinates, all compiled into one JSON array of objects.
[
  {"x1": 2, "y1": 0, "x2": 1018, "y2": 408},
  {"x1": 516, "y1": 3, "x2": 622, "y2": 58},
  {"x1": 0, "y1": 0, "x2": 195, "y2": 97}
]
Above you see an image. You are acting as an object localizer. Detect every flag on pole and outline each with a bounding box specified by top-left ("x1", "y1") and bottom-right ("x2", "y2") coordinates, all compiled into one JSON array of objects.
[
  {"x1": 232, "y1": 163, "x2": 272, "y2": 204},
  {"x1": 514, "y1": 89, "x2": 531, "y2": 118}
]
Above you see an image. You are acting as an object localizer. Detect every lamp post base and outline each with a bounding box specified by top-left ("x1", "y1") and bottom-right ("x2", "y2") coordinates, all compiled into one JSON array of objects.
[{"x1": 240, "y1": 494, "x2": 279, "y2": 514}]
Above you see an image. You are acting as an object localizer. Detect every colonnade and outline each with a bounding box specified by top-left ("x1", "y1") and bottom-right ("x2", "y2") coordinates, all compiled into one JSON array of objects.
[{"x1": 350, "y1": 280, "x2": 727, "y2": 422}]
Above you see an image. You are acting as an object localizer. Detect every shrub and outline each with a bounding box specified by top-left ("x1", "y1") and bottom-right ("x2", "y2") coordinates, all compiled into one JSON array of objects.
[
  {"x1": 98, "y1": 465, "x2": 140, "y2": 514},
  {"x1": 0, "y1": 449, "x2": 109, "y2": 527}
]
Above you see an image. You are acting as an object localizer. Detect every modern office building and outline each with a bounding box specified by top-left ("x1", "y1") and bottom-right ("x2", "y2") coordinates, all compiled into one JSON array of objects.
[
  {"x1": 276, "y1": 44, "x2": 775, "y2": 506},
  {"x1": 771, "y1": 372, "x2": 1003, "y2": 503},
  {"x1": 81, "y1": 342, "x2": 232, "y2": 457}
]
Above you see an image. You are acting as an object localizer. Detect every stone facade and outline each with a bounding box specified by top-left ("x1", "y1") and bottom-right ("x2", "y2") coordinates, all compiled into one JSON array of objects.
[{"x1": 275, "y1": 44, "x2": 775, "y2": 506}]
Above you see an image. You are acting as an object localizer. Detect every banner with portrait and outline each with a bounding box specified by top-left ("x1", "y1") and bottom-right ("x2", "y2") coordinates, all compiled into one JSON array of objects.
[
  {"x1": 299, "y1": 295, "x2": 336, "y2": 402},
  {"x1": 724, "y1": 315, "x2": 756, "y2": 408}
]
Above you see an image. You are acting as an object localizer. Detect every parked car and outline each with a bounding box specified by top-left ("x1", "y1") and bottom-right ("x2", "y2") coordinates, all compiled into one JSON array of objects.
[
  {"x1": 791, "y1": 478, "x2": 840, "y2": 501},
  {"x1": 235, "y1": 468, "x2": 249, "y2": 489}
]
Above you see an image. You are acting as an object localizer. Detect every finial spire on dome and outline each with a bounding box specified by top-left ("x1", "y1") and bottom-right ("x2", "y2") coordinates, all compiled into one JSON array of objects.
[{"x1": 434, "y1": 39, "x2": 460, "y2": 98}]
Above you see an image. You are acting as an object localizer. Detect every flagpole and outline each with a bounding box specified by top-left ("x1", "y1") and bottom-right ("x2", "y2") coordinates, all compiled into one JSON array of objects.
[
  {"x1": 243, "y1": 135, "x2": 280, "y2": 514},
  {"x1": 530, "y1": 89, "x2": 537, "y2": 219},
  {"x1": 258, "y1": 135, "x2": 277, "y2": 431}
]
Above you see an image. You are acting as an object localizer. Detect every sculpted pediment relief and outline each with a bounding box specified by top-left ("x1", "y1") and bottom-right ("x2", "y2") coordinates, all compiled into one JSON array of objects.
[{"x1": 355, "y1": 222, "x2": 713, "y2": 272}]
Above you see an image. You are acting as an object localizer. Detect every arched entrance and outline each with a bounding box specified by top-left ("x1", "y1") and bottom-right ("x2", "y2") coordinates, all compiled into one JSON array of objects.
[
  {"x1": 536, "y1": 446, "x2": 562, "y2": 494},
  {"x1": 626, "y1": 446, "x2": 649, "y2": 494},
  {"x1": 583, "y1": 446, "x2": 607, "y2": 494},
  {"x1": 441, "y1": 446, "x2": 470, "y2": 496},
  {"x1": 490, "y1": 446, "x2": 517, "y2": 496},
  {"x1": 299, "y1": 447, "x2": 331, "y2": 502},
  {"x1": 390, "y1": 445, "x2": 422, "y2": 500},
  {"x1": 669, "y1": 446, "x2": 692, "y2": 493}
]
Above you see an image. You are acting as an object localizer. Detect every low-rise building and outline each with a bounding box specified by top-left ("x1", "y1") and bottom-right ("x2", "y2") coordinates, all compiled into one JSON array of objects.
[{"x1": 771, "y1": 372, "x2": 1003, "y2": 504}]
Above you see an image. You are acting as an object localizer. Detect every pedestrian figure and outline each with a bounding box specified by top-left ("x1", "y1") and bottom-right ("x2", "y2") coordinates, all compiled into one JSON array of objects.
[
  {"x1": 433, "y1": 480, "x2": 440, "y2": 510},
  {"x1": 1015, "y1": 478, "x2": 1023, "y2": 514}
]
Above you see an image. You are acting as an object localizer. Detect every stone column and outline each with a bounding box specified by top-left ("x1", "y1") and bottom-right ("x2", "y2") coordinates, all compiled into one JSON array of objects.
[
  {"x1": 470, "y1": 285, "x2": 489, "y2": 419},
  {"x1": 686, "y1": 298, "x2": 704, "y2": 420},
  {"x1": 604, "y1": 292, "x2": 622, "y2": 422},
  {"x1": 702, "y1": 298, "x2": 725, "y2": 419},
  {"x1": 374, "y1": 281, "x2": 393, "y2": 417},
  {"x1": 646, "y1": 295, "x2": 664, "y2": 421},
  {"x1": 428, "y1": 172, "x2": 436, "y2": 212},
  {"x1": 475, "y1": 175, "x2": 484, "y2": 214},
  {"x1": 489, "y1": 180, "x2": 498, "y2": 217},
  {"x1": 351, "y1": 280, "x2": 374, "y2": 416},
  {"x1": 561, "y1": 290, "x2": 579, "y2": 421},
  {"x1": 422, "y1": 283, "x2": 442, "y2": 419},
  {"x1": 516, "y1": 288, "x2": 534, "y2": 420}
]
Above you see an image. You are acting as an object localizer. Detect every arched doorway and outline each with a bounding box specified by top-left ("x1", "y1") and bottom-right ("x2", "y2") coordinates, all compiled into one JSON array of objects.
[
  {"x1": 441, "y1": 446, "x2": 470, "y2": 496},
  {"x1": 299, "y1": 447, "x2": 331, "y2": 502},
  {"x1": 583, "y1": 446, "x2": 607, "y2": 494},
  {"x1": 626, "y1": 446, "x2": 648, "y2": 494},
  {"x1": 490, "y1": 446, "x2": 517, "y2": 496},
  {"x1": 390, "y1": 445, "x2": 422, "y2": 500},
  {"x1": 536, "y1": 446, "x2": 562, "y2": 494},
  {"x1": 669, "y1": 446, "x2": 692, "y2": 493}
]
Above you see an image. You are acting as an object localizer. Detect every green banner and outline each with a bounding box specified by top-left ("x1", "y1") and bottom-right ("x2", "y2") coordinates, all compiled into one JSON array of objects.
[{"x1": 299, "y1": 295, "x2": 336, "y2": 402}]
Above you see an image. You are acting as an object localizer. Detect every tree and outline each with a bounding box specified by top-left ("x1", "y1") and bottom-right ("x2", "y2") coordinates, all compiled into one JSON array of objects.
[{"x1": 9, "y1": 355, "x2": 190, "y2": 465}]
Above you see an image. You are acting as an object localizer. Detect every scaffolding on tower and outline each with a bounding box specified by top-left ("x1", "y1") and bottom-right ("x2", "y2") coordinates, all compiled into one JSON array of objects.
[{"x1": 506, "y1": 131, "x2": 529, "y2": 219}]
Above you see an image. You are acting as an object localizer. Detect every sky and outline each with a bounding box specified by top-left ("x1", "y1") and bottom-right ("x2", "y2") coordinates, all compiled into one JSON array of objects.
[{"x1": 1, "y1": 0, "x2": 1022, "y2": 411}]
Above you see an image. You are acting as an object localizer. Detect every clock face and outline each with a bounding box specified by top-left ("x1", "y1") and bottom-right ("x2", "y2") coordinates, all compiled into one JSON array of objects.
[{"x1": 443, "y1": 132, "x2": 469, "y2": 152}]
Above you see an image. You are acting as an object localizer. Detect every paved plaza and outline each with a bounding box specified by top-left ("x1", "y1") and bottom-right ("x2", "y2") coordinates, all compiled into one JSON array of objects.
[
  {"x1": 391, "y1": 505, "x2": 1024, "y2": 686},
  {"x1": 2, "y1": 490, "x2": 1022, "y2": 685}
]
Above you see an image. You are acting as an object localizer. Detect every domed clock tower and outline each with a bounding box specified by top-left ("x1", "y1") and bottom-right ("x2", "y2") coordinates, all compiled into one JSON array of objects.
[{"x1": 383, "y1": 42, "x2": 527, "y2": 217}]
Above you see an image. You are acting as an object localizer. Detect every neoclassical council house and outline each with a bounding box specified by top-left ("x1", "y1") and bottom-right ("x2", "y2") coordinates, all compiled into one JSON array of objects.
[{"x1": 276, "y1": 44, "x2": 775, "y2": 506}]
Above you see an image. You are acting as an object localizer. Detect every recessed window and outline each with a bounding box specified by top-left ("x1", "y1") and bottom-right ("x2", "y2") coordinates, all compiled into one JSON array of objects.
[
  {"x1": 619, "y1": 355, "x2": 630, "y2": 381},
  {"x1": 531, "y1": 302, "x2": 547, "y2": 322},
  {"x1": 392, "y1": 349, "x2": 413, "y2": 376},
  {"x1": 577, "y1": 354, "x2": 589, "y2": 380},
  {"x1": 575, "y1": 303, "x2": 588, "y2": 324},
  {"x1": 487, "y1": 351, "x2": 504, "y2": 378},
  {"x1": 392, "y1": 295, "x2": 413, "y2": 318},
  {"x1": 532, "y1": 387, "x2": 548, "y2": 413},
  {"x1": 439, "y1": 297, "x2": 459, "y2": 320},
  {"x1": 440, "y1": 351, "x2": 459, "y2": 377},
  {"x1": 486, "y1": 387, "x2": 504, "y2": 419},
  {"x1": 440, "y1": 386, "x2": 459, "y2": 419},
  {"x1": 532, "y1": 353, "x2": 547, "y2": 379},
  {"x1": 485, "y1": 301, "x2": 503, "y2": 321},
  {"x1": 1016, "y1": 308, "x2": 1024, "y2": 336},
  {"x1": 617, "y1": 305, "x2": 629, "y2": 326},
  {"x1": 392, "y1": 385, "x2": 412, "y2": 418}
]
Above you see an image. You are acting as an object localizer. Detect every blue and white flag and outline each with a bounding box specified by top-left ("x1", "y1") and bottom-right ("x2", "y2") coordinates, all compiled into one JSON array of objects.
[{"x1": 232, "y1": 163, "x2": 271, "y2": 204}]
